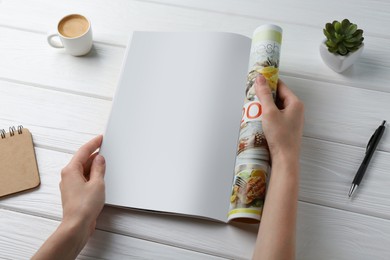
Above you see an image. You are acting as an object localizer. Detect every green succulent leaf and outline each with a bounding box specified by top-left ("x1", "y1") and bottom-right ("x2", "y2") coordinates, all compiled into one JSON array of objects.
[
  {"x1": 353, "y1": 29, "x2": 363, "y2": 39},
  {"x1": 345, "y1": 24, "x2": 358, "y2": 35},
  {"x1": 323, "y1": 19, "x2": 364, "y2": 56},
  {"x1": 338, "y1": 45, "x2": 348, "y2": 55},
  {"x1": 323, "y1": 29, "x2": 331, "y2": 39},
  {"x1": 334, "y1": 21, "x2": 342, "y2": 33},
  {"x1": 328, "y1": 46, "x2": 338, "y2": 53},
  {"x1": 335, "y1": 33, "x2": 343, "y2": 41},
  {"x1": 325, "y1": 39, "x2": 337, "y2": 47},
  {"x1": 341, "y1": 19, "x2": 350, "y2": 34},
  {"x1": 343, "y1": 41, "x2": 356, "y2": 48},
  {"x1": 345, "y1": 35, "x2": 362, "y2": 43},
  {"x1": 326, "y1": 23, "x2": 335, "y2": 34}
]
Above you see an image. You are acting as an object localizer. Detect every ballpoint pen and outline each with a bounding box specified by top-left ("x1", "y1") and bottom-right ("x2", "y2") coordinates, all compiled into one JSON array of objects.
[{"x1": 348, "y1": 120, "x2": 386, "y2": 198}]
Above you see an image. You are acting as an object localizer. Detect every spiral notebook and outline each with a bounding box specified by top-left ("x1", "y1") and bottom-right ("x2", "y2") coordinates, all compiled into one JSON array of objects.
[{"x1": 0, "y1": 126, "x2": 40, "y2": 198}]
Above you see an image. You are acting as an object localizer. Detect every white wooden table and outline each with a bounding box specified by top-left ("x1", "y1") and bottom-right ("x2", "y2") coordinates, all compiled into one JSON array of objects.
[{"x1": 1, "y1": 0, "x2": 390, "y2": 259}]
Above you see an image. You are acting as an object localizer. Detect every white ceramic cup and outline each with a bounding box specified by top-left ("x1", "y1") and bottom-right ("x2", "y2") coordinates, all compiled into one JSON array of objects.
[{"x1": 47, "y1": 14, "x2": 93, "y2": 56}]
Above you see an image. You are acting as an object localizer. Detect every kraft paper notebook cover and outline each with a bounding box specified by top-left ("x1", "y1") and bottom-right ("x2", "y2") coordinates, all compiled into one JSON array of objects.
[{"x1": 0, "y1": 126, "x2": 40, "y2": 198}]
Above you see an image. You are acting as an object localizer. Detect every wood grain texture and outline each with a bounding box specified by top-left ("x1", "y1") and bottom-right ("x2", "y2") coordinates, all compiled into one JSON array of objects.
[
  {"x1": 0, "y1": 147, "x2": 258, "y2": 260},
  {"x1": 1, "y1": 143, "x2": 390, "y2": 258},
  {"x1": 0, "y1": 80, "x2": 110, "y2": 152},
  {"x1": 1, "y1": 72, "x2": 390, "y2": 153},
  {"x1": 0, "y1": 27, "x2": 123, "y2": 99},
  {"x1": 4, "y1": 201, "x2": 390, "y2": 260},
  {"x1": 1, "y1": 72, "x2": 390, "y2": 219},
  {"x1": 286, "y1": 75, "x2": 390, "y2": 151},
  {"x1": 147, "y1": 0, "x2": 390, "y2": 38},
  {"x1": 0, "y1": 209, "x2": 224, "y2": 260},
  {"x1": 296, "y1": 202, "x2": 390, "y2": 260},
  {"x1": 0, "y1": 0, "x2": 390, "y2": 258},
  {"x1": 0, "y1": 0, "x2": 389, "y2": 96},
  {"x1": 299, "y1": 138, "x2": 390, "y2": 220}
]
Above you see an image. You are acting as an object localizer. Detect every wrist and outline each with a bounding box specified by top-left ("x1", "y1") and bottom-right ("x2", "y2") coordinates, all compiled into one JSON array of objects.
[
  {"x1": 32, "y1": 217, "x2": 92, "y2": 260},
  {"x1": 271, "y1": 149, "x2": 300, "y2": 169},
  {"x1": 270, "y1": 151, "x2": 300, "y2": 180},
  {"x1": 58, "y1": 217, "x2": 91, "y2": 249}
]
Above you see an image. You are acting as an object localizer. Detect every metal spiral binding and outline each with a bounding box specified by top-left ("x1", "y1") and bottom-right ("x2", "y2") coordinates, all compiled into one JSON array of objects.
[
  {"x1": 0, "y1": 125, "x2": 23, "y2": 139},
  {"x1": 9, "y1": 126, "x2": 16, "y2": 136}
]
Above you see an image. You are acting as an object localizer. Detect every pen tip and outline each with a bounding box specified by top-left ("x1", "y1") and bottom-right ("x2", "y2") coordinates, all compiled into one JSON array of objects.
[{"x1": 348, "y1": 184, "x2": 357, "y2": 199}]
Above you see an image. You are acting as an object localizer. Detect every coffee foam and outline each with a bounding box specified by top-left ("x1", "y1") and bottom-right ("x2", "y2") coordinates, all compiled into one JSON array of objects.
[{"x1": 58, "y1": 14, "x2": 89, "y2": 38}]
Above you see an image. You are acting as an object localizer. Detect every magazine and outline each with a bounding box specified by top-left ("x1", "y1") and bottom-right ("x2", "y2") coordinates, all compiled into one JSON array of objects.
[{"x1": 100, "y1": 25, "x2": 282, "y2": 223}]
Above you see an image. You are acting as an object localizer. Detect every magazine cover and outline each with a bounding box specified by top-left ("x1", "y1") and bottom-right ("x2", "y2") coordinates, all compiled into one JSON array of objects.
[{"x1": 228, "y1": 24, "x2": 282, "y2": 222}]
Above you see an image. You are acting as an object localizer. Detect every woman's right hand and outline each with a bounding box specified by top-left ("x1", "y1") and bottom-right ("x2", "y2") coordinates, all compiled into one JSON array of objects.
[{"x1": 255, "y1": 75, "x2": 305, "y2": 163}]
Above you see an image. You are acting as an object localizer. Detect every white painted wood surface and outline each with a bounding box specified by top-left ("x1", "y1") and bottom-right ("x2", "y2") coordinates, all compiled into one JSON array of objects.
[
  {"x1": 0, "y1": 209, "x2": 223, "y2": 260},
  {"x1": 0, "y1": 0, "x2": 389, "y2": 259}
]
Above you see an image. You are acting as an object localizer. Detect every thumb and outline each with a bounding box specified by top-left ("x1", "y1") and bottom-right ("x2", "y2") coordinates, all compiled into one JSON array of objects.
[
  {"x1": 255, "y1": 75, "x2": 276, "y2": 110},
  {"x1": 89, "y1": 154, "x2": 106, "y2": 181}
]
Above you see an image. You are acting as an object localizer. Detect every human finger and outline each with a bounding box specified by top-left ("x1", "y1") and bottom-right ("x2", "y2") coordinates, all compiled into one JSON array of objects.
[
  {"x1": 84, "y1": 152, "x2": 99, "y2": 179},
  {"x1": 255, "y1": 75, "x2": 277, "y2": 111},
  {"x1": 89, "y1": 155, "x2": 106, "y2": 181},
  {"x1": 70, "y1": 135, "x2": 103, "y2": 166},
  {"x1": 276, "y1": 80, "x2": 299, "y2": 107}
]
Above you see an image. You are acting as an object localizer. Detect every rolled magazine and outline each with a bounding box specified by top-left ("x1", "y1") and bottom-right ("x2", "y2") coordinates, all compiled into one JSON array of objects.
[{"x1": 228, "y1": 24, "x2": 282, "y2": 222}]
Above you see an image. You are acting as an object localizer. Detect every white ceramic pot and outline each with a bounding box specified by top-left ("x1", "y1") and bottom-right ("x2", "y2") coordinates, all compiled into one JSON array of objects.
[{"x1": 319, "y1": 40, "x2": 364, "y2": 73}]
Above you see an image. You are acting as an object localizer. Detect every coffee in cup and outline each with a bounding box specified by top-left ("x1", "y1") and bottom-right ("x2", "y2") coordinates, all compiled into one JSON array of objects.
[
  {"x1": 47, "y1": 14, "x2": 93, "y2": 56},
  {"x1": 58, "y1": 14, "x2": 90, "y2": 38}
]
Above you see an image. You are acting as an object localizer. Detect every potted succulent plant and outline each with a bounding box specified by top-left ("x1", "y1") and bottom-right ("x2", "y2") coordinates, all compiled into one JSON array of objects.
[{"x1": 319, "y1": 19, "x2": 364, "y2": 73}]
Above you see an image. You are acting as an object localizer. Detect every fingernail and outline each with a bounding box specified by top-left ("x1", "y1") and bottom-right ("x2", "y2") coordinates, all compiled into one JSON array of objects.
[
  {"x1": 256, "y1": 74, "x2": 266, "y2": 85},
  {"x1": 95, "y1": 155, "x2": 106, "y2": 165}
]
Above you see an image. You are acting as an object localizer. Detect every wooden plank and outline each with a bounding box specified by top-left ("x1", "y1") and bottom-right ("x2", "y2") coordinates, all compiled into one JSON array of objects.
[
  {"x1": 2, "y1": 141, "x2": 390, "y2": 258},
  {"x1": 0, "y1": 80, "x2": 110, "y2": 152},
  {"x1": 148, "y1": 0, "x2": 390, "y2": 37},
  {"x1": 0, "y1": 27, "x2": 123, "y2": 99},
  {"x1": 0, "y1": 1, "x2": 388, "y2": 259},
  {"x1": 286, "y1": 75, "x2": 390, "y2": 151},
  {"x1": 1, "y1": 0, "x2": 389, "y2": 41},
  {"x1": 99, "y1": 199, "x2": 390, "y2": 259},
  {"x1": 0, "y1": 209, "x2": 224, "y2": 260},
  {"x1": 7, "y1": 130, "x2": 390, "y2": 217},
  {"x1": 2, "y1": 77, "x2": 390, "y2": 220},
  {"x1": 3, "y1": 181, "x2": 390, "y2": 260},
  {"x1": 97, "y1": 207, "x2": 258, "y2": 260},
  {"x1": 2, "y1": 134, "x2": 390, "y2": 223},
  {"x1": 300, "y1": 138, "x2": 390, "y2": 220},
  {"x1": 0, "y1": 147, "x2": 258, "y2": 259},
  {"x1": 0, "y1": 91, "x2": 387, "y2": 258},
  {"x1": 1, "y1": 73, "x2": 390, "y2": 154},
  {"x1": 296, "y1": 202, "x2": 390, "y2": 259},
  {"x1": 0, "y1": 0, "x2": 389, "y2": 95}
]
